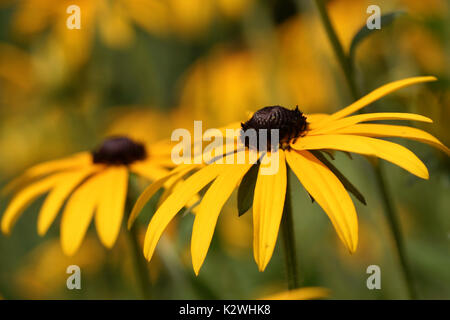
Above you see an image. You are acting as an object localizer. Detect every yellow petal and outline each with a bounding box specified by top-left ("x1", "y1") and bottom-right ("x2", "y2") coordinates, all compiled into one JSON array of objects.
[
  {"x1": 1, "y1": 173, "x2": 66, "y2": 234},
  {"x1": 309, "y1": 112, "x2": 432, "y2": 134},
  {"x1": 217, "y1": 122, "x2": 243, "y2": 136},
  {"x1": 147, "y1": 140, "x2": 175, "y2": 157},
  {"x1": 253, "y1": 151, "x2": 287, "y2": 271},
  {"x1": 330, "y1": 124, "x2": 450, "y2": 155},
  {"x1": 1, "y1": 152, "x2": 91, "y2": 196},
  {"x1": 158, "y1": 175, "x2": 201, "y2": 214},
  {"x1": 127, "y1": 164, "x2": 197, "y2": 229},
  {"x1": 95, "y1": 167, "x2": 128, "y2": 249},
  {"x1": 131, "y1": 161, "x2": 170, "y2": 181},
  {"x1": 285, "y1": 150, "x2": 358, "y2": 252},
  {"x1": 157, "y1": 171, "x2": 187, "y2": 207},
  {"x1": 60, "y1": 173, "x2": 105, "y2": 256},
  {"x1": 261, "y1": 287, "x2": 330, "y2": 300},
  {"x1": 305, "y1": 113, "x2": 330, "y2": 124},
  {"x1": 37, "y1": 167, "x2": 98, "y2": 236},
  {"x1": 312, "y1": 76, "x2": 437, "y2": 129},
  {"x1": 292, "y1": 134, "x2": 429, "y2": 179},
  {"x1": 143, "y1": 164, "x2": 224, "y2": 261},
  {"x1": 191, "y1": 164, "x2": 252, "y2": 275},
  {"x1": 147, "y1": 156, "x2": 178, "y2": 168}
]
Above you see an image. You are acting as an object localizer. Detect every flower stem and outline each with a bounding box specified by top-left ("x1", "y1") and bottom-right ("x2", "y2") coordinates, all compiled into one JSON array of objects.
[
  {"x1": 313, "y1": 0, "x2": 359, "y2": 100},
  {"x1": 127, "y1": 222, "x2": 153, "y2": 299},
  {"x1": 373, "y1": 164, "x2": 417, "y2": 299},
  {"x1": 281, "y1": 172, "x2": 299, "y2": 290},
  {"x1": 125, "y1": 191, "x2": 152, "y2": 299},
  {"x1": 313, "y1": 0, "x2": 417, "y2": 299}
]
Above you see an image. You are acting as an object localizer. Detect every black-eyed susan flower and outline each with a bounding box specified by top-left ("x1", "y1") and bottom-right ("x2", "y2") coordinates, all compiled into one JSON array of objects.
[
  {"x1": 1, "y1": 136, "x2": 175, "y2": 256},
  {"x1": 130, "y1": 76, "x2": 449, "y2": 275}
]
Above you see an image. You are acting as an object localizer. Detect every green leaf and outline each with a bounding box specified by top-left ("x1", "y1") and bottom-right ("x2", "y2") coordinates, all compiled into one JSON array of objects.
[
  {"x1": 349, "y1": 11, "x2": 405, "y2": 63},
  {"x1": 237, "y1": 163, "x2": 259, "y2": 216},
  {"x1": 311, "y1": 151, "x2": 367, "y2": 205}
]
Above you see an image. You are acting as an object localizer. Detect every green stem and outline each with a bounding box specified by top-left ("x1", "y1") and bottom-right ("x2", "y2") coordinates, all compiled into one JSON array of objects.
[
  {"x1": 313, "y1": 0, "x2": 359, "y2": 100},
  {"x1": 313, "y1": 0, "x2": 417, "y2": 299},
  {"x1": 127, "y1": 223, "x2": 153, "y2": 299},
  {"x1": 373, "y1": 164, "x2": 417, "y2": 299},
  {"x1": 281, "y1": 172, "x2": 299, "y2": 290},
  {"x1": 125, "y1": 189, "x2": 152, "y2": 299}
]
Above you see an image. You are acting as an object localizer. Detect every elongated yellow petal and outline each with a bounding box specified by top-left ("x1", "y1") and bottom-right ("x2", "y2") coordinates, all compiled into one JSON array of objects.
[
  {"x1": 217, "y1": 122, "x2": 243, "y2": 136},
  {"x1": 285, "y1": 150, "x2": 358, "y2": 252},
  {"x1": 131, "y1": 161, "x2": 170, "y2": 181},
  {"x1": 331, "y1": 124, "x2": 450, "y2": 155},
  {"x1": 158, "y1": 175, "x2": 201, "y2": 214},
  {"x1": 143, "y1": 164, "x2": 224, "y2": 261},
  {"x1": 127, "y1": 164, "x2": 197, "y2": 229},
  {"x1": 292, "y1": 134, "x2": 429, "y2": 179},
  {"x1": 38, "y1": 167, "x2": 98, "y2": 236},
  {"x1": 147, "y1": 140, "x2": 175, "y2": 157},
  {"x1": 157, "y1": 171, "x2": 187, "y2": 207},
  {"x1": 147, "y1": 156, "x2": 178, "y2": 167},
  {"x1": 253, "y1": 151, "x2": 287, "y2": 271},
  {"x1": 261, "y1": 287, "x2": 330, "y2": 300},
  {"x1": 312, "y1": 76, "x2": 437, "y2": 129},
  {"x1": 95, "y1": 167, "x2": 128, "y2": 249},
  {"x1": 309, "y1": 113, "x2": 432, "y2": 135},
  {"x1": 305, "y1": 114, "x2": 330, "y2": 124},
  {"x1": 60, "y1": 173, "x2": 105, "y2": 256},
  {"x1": 1, "y1": 152, "x2": 91, "y2": 196},
  {"x1": 2, "y1": 173, "x2": 64, "y2": 234},
  {"x1": 191, "y1": 164, "x2": 252, "y2": 275}
]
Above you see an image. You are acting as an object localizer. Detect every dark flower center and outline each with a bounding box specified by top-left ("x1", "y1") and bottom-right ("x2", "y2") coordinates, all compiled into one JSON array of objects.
[
  {"x1": 240, "y1": 105, "x2": 308, "y2": 150},
  {"x1": 92, "y1": 136, "x2": 147, "y2": 165}
]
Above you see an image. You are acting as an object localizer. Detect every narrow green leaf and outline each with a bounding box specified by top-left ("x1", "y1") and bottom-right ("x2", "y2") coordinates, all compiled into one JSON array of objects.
[
  {"x1": 349, "y1": 11, "x2": 405, "y2": 63},
  {"x1": 237, "y1": 163, "x2": 259, "y2": 216},
  {"x1": 311, "y1": 150, "x2": 367, "y2": 205}
]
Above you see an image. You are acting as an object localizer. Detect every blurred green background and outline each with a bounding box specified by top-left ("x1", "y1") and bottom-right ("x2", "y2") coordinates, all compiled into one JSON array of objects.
[{"x1": 0, "y1": 0, "x2": 449, "y2": 299}]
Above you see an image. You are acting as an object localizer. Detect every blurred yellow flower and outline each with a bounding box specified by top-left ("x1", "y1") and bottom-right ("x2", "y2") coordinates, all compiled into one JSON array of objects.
[
  {"x1": 277, "y1": 15, "x2": 339, "y2": 112},
  {"x1": 0, "y1": 43, "x2": 36, "y2": 108},
  {"x1": 398, "y1": 25, "x2": 446, "y2": 75},
  {"x1": 0, "y1": 109, "x2": 77, "y2": 175},
  {"x1": 178, "y1": 47, "x2": 270, "y2": 126},
  {"x1": 13, "y1": 236, "x2": 105, "y2": 299},
  {"x1": 177, "y1": 42, "x2": 335, "y2": 128},
  {"x1": 1, "y1": 136, "x2": 174, "y2": 255},
  {"x1": 8, "y1": 0, "x2": 255, "y2": 72},
  {"x1": 398, "y1": 0, "x2": 448, "y2": 16},
  {"x1": 106, "y1": 107, "x2": 178, "y2": 144}
]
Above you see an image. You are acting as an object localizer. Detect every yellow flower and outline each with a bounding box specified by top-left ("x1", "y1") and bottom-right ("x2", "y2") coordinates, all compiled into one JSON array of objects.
[
  {"x1": 0, "y1": 43, "x2": 36, "y2": 108},
  {"x1": 1, "y1": 136, "x2": 174, "y2": 256},
  {"x1": 131, "y1": 76, "x2": 449, "y2": 275}
]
